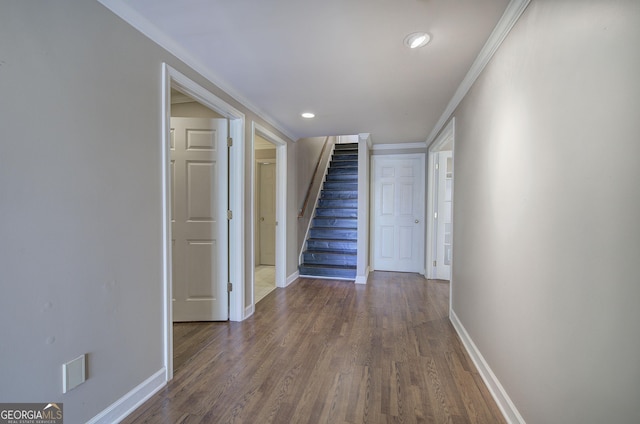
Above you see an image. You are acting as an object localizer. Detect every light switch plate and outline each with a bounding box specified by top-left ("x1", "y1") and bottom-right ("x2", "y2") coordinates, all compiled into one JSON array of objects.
[{"x1": 63, "y1": 354, "x2": 86, "y2": 393}]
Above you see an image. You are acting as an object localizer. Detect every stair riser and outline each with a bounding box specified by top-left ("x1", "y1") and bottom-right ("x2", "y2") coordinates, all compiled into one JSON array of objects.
[
  {"x1": 318, "y1": 199, "x2": 358, "y2": 208},
  {"x1": 330, "y1": 160, "x2": 358, "y2": 168},
  {"x1": 328, "y1": 167, "x2": 358, "y2": 175},
  {"x1": 314, "y1": 208, "x2": 358, "y2": 218},
  {"x1": 310, "y1": 228, "x2": 357, "y2": 239},
  {"x1": 307, "y1": 239, "x2": 357, "y2": 252},
  {"x1": 323, "y1": 182, "x2": 358, "y2": 191},
  {"x1": 321, "y1": 191, "x2": 357, "y2": 200},
  {"x1": 299, "y1": 266, "x2": 356, "y2": 279},
  {"x1": 303, "y1": 253, "x2": 356, "y2": 266},
  {"x1": 334, "y1": 143, "x2": 358, "y2": 149},
  {"x1": 325, "y1": 174, "x2": 358, "y2": 182},
  {"x1": 331, "y1": 154, "x2": 358, "y2": 161},
  {"x1": 312, "y1": 218, "x2": 357, "y2": 228}
]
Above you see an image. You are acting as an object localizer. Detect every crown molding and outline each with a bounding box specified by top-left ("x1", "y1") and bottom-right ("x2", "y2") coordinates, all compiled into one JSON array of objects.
[
  {"x1": 98, "y1": 0, "x2": 297, "y2": 142},
  {"x1": 372, "y1": 142, "x2": 427, "y2": 151},
  {"x1": 425, "y1": 0, "x2": 531, "y2": 146}
]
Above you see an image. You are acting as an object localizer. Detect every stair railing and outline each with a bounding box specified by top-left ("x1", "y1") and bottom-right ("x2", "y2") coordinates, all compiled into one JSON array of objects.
[{"x1": 298, "y1": 136, "x2": 330, "y2": 218}]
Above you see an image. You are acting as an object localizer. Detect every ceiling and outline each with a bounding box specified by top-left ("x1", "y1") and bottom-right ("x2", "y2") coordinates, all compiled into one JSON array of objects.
[{"x1": 104, "y1": 0, "x2": 511, "y2": 145}]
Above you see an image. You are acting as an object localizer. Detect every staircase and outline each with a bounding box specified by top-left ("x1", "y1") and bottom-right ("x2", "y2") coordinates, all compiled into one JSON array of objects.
[{"x1": 299, "y1": 143, "x2": 358, "y2": 279}]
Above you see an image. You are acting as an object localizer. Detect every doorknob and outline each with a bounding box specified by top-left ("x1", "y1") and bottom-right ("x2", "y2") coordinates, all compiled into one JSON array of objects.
[
  {"x1": 415, "y1": 219, "x2": 420, "y2": 223},
  {"x1": 260, "y1": 217, "x2": 265, "y2": 222}
]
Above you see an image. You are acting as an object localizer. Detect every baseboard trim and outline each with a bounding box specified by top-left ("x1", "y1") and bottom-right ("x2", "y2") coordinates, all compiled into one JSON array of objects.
[
  {"x1": 285, "y1": 271, "x2": 299, "y2": 287},
  {"x1": 449, "y1": 310, "x2": 525, "y2": 424},
  {"x1": 87, "y1": 368, "x2": 166, "y2": 424},
  {"x1": 299, "y1": 274, "x2": 356, "y2": 282},
  {"x1": 244, "y1": 304, "x2": 255, "y2": 319},
  {"x1": 355, "y1": 267, "x2": 370, "y2": 284}
]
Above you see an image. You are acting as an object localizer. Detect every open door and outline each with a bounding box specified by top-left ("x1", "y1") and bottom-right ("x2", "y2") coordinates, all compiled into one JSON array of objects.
[{"x1": 171, "y1": 117, "x2": 228, "y2": 321}]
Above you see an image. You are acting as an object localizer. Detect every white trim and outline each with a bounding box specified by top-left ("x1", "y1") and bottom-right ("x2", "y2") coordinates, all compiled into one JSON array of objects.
[
  {"x1": 162, "y1": 64, "x2": 246, "y2": 382},
  {"x1": 98, "y1": 0, "x2": 296, "y2": 142},
  {"x1": 286, "y1": 271, "x2": 300, "y2": 287},
  {"x1": 298, "y1": 274, "x2": 356, "y2": 282},
  {"x1": 228, "y1": 112, "x2": 246, "y2": 322},
  {"x1": 355, "y1": 267, "x2": 369, "y2": 285},
  {"x1": 252, "y1": 123, "x2": 288, "y2": 289},
  {"x1": 426, "y1": 118, "x2": 455, "y2": 281},
  {"x1": 450, "y1": 310, "x2": 526, "y2": 424},
  {"x1": 356, "y1": 134, "x2": 371, "y2": 283},
  {"x1": 87, "y1": 369, "x2": 165, "y2": 424},
  {"x1": 160, "y1": 64, "x2": 173, "y2": 381},
  {"x1": 371, "y1": 142, "x2": 427, "y2": 151},
  {"x1": 426, "y1": 0, "x2": 531, "y2": 146},
  {"x1": 244, "y1": 304, "x2": 255, "y2": 319}
]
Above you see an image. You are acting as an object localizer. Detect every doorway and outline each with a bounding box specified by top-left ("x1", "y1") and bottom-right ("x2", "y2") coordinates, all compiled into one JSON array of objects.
[
  {"x1": 427, "y1": 118, "x2": 455, "y2": 282},
  {"x1": 250, "y1": 123, "x2": 287, "y2": 313},
  {"x1": 162, "y1": 64, "x2": 246, "y2": 381},
  {"x1": 255, "y1": 151, "x2": 276, "y2": 303}
]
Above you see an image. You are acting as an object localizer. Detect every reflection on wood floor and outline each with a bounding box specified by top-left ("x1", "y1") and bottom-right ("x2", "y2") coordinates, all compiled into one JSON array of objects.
[{"x1": 126, "y1": 272, "x2": 505, "y2": 424}]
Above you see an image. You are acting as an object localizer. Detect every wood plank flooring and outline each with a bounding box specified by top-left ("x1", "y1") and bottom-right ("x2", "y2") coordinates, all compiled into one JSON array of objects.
[{"x1": 122, "y1": 272, "x2": 505, "y2": 424}]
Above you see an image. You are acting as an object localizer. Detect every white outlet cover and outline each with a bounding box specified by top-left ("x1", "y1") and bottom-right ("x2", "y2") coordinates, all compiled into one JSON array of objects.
[{"x1": 63, "y1": 354, "x2": 86, "y2": 393}]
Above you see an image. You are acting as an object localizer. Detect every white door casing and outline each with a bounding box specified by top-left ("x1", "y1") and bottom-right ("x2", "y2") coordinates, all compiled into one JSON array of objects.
[
  {"x1": 171, "y1": 117, "x2": 228, "y2": 321},
  {"x1": 435, "y1": 151, "x2": 453, "y2": 280},
  {"x1": 427, "y1": 117, "x2": 455, "y2": 282},
  {"x1": 258, "y1": 162, "x2": 276, "y2": 265},
  {"x1": 371, "y1": 154, "x2": 425, "y2": 273}
]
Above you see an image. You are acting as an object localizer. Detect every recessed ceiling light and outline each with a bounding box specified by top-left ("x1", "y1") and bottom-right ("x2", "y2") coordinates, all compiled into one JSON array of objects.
[
  {"x1": 404, "y1": 32, "x2": 431, "y2": 49},
  {"x1": 301, "y1": 112, "x2": 315, "y2": 119}
]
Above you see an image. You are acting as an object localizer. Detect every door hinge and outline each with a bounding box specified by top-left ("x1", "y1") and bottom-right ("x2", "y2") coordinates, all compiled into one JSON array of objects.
[
  {"x1": 434, "y1": 212, "x2": 438, "y2": 219},
  {"x1": 227, "y1": 137, "x2": 233, "y2": 147},
  {"x1": 227, "y1": 282, "x2": 233, "y2": 292},
  {"x1": 435, "y1": 163, "x2": 439, "y2": 170},
  {"x1": 433, "y1": 261, "x2": 437, "y2": 267},
  {"x1": 227, "y1": 210, "x2": 233, "y2": 220}
]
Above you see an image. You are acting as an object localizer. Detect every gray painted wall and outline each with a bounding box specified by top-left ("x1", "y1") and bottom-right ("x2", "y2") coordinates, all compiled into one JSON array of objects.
[
  {"x1": 0, "y1": 1, "x2": 294, "y2": 422},
  {"x1": 295, "y1": 136, "x2": 335, "y2": 252},
  {"x1": 451, "y1": 0, "x2": 640, "y2": 422}
]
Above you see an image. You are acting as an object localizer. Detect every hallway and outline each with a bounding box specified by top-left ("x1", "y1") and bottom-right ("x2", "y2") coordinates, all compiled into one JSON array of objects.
[{"x1": 123, "y1": 272, "x2": 504, "y2": 423}]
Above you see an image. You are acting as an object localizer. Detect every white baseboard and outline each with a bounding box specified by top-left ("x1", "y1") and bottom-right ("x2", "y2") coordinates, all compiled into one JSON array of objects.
[
  {"x1": 449, "y1": 310, "x2": 525, "y2": 424},
  {"x1": 355, "y1": 267, "x2": 370, "y2": 284},
  {"x1": 244, "y1": 304, "x2": 255, "y2": 319},
  {"x1": 88, "y1": 368, "x2": 166, "y2": 424},
  {"x1": 285, "y1": 271, "x2": 299, "y2": 287}
]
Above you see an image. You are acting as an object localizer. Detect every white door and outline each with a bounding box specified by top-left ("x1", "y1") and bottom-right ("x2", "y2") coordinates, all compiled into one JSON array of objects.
[
  {"x1": 435, "y1": 151, "x2": 453, "y2": 280},
  {"x1": 258, "y1": 162, "x2": 276, "y2": 265},
  {"x1": 372, "y1": 155, "x2": 425, "y2": 273},
  {"x1": 171, "y1": 117, "x2": 228, "y2": 321}
]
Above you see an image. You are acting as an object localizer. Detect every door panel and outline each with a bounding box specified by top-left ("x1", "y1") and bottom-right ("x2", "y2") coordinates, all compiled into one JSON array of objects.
[
  {"x1": 258, "y1": 162, "x2": 276, "y2": 265},
  {"x1": 372, "y1": 155, "x2": 425, "y2": 273},
  {"x1": 171, "y1": 117, "x2": 228, "y2": 322}
]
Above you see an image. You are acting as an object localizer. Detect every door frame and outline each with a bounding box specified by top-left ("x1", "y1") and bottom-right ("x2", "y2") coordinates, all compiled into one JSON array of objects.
[
  {"x1": 426, "y1": 117, "x2": 455, "y2": 305},
  {"x1": 161, "y1": 64, "x2": 246, "y2": 381},
  {"x1": 249, "y1": 122, "x2": 287, "y2": 315}
]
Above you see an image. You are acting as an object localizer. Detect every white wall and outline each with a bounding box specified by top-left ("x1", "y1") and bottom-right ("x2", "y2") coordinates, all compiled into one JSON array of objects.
[
  {"x1": 451, "y1": 0, "x2": 640, "y2": 422},
  {"x1": 0, "y1": 1, "x2": 293, "y2": 422}
]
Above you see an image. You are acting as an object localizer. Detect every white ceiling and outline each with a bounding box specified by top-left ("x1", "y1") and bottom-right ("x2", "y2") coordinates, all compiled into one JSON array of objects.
[{"x1": 103, "y1": 0, "x2": 511, "y2": 144}]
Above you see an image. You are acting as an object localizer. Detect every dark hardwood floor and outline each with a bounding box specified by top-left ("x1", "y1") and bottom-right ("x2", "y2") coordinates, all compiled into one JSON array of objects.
[{"x1": 122, "y1": 272, "x2": 505, "y2": 424}]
